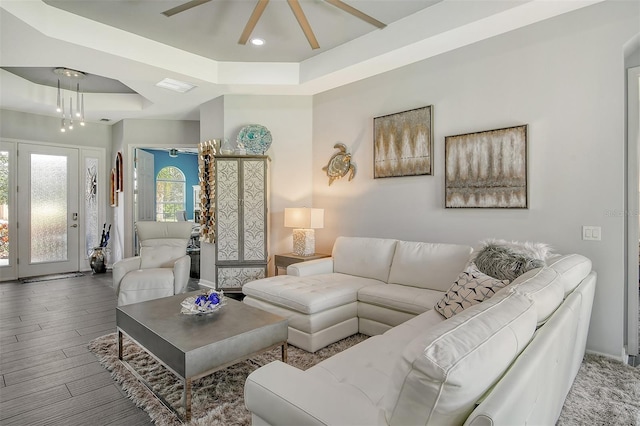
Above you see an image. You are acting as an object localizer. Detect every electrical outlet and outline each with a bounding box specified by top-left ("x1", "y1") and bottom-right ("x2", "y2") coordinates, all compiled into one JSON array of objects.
[{"x1": 582, "y1": 226, "x2": 601, "y2": 241}]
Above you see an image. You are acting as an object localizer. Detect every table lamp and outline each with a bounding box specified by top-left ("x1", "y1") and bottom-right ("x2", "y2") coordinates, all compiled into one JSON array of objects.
[{"x1": 284, "y1": 208, "x2": 324, "y2": 256}]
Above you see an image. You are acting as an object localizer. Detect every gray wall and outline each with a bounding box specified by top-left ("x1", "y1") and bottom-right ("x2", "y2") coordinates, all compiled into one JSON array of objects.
[{"x1": 312, "y1": 1, "x2": 639, "y2": 358}]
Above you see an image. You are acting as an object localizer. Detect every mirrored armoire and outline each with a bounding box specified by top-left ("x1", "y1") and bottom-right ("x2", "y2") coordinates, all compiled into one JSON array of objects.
[{"x1": 213, "y1": 155, "x2": 269, "y2": 293}]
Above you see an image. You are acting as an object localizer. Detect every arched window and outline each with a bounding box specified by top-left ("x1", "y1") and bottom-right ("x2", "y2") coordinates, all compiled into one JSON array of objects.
[{"x1": 156, "y1": 166, "x2": 185, "y2": 222}]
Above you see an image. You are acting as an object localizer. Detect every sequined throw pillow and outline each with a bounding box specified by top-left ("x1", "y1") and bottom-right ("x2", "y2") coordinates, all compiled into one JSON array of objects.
[{"x1": 434, "y1": 263, "x2": 510, "y2": 319}]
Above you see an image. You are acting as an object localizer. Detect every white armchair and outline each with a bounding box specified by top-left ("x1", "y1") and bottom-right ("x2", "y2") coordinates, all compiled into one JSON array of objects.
[{"x1": 113, "y1": 221, "x2": 194, "y2": 306}]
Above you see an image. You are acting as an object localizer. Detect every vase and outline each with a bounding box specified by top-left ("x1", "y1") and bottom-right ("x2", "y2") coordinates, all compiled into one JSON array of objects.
[
  {"x1": 89, "y1": 247, "x2": 107, "y2": 274},
  {"x1": 220, "y1": 138, "x2": 235, "y2": 155}
]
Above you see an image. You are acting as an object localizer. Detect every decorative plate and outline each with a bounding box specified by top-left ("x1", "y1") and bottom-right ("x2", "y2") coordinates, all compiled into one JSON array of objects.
[
  {"x1": 237, "y1": 124, "x2": 272, "y2": 154},
  {"x1": 180, "y1": 289, "x2": 226, "y2": 315}
]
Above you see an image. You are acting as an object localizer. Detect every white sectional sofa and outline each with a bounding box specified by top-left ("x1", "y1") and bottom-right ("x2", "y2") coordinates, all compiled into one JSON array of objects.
[
  {"x1": 243, "y1": 237, "x2": 473, "y2": 352},
  {"x1": 243, "y1": 237, "x2": 596, "y2": 425}
]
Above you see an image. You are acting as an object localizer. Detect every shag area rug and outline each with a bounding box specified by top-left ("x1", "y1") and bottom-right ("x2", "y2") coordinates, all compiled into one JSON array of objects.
[
  {"x1": 89, "y1": 333, "x2": 368, "y2": 425},
  {"x1": 557, "y1": 353, "x2": 640, "y2": 425},
  {"x1": 89, "y1": 334, "x2": 640, "y2": 426}
]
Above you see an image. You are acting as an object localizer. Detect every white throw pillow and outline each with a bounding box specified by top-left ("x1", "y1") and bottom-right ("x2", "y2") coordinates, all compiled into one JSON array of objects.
[{"x1": 434, "y1": 262, "x2": 509, "y2": 319}]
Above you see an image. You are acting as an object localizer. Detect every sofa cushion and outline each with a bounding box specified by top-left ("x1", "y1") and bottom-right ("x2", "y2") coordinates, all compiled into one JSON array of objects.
[
  {"x1": 474, "y1": 243, "x2": 545, "y2": 281},
  {"x1": 387, "y1": 241, "x2": 473, "y2": 291},
  {"x1": 382, "y1": 309, "x2": 445, "y2": 341},
  {"x1": 242, "y1": 273, "x2": 381, "y2": 314},
  {"x1": 244, "y1": 296, "x2": 357, "y2": 334},
  {"x1": 508, "y1": 267, "x2": 564, "y2": 325},
  {"x1": 384, "y1": 289, "x2": 537, "y2": 425},
  {"x1": 332, "y1": 237, "x2": 398, "y2": 283},
  {"x1": 306, "y1": 335, "x2": 397, "y2": 407},
  {"x1": 358, "y1": 284, "x2": 444, "y2": 315},
  {"x1": 139, "y1": 245, "x2": 186, "y2": 269},
  {"x1": 546, "y1": 254, "x2": 592, "y2": 296},
  {"x1": 433, "y1": 262, "x2": 509, "y2": 319},
  {"x1": 307, "y1": 330, "x2": 413, "y2": 408}
]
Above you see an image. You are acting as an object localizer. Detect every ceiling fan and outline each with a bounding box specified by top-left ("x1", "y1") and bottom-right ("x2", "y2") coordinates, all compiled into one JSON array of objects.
[{"x1": 162, "y1": 0, "x2": 386, "y2": 50}]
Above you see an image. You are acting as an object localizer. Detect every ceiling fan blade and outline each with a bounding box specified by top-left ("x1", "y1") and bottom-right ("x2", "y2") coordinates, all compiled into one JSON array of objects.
[
  {"x1": 238, "y1": 0, "x2": 270, "y2": 45},
  {"x1": 162, "y1": 0, "x2": 212, "y2": 17},
  {"x1": 287, "y1": 0, "x2": 320, "y2": 50},
  {"x1": 324, "y1": 0, "x2": 386, "y2": 29}
]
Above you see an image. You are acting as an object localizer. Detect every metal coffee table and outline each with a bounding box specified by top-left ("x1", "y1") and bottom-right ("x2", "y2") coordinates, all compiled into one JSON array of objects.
[{"x1": 116, "y1": 292, "x2": 288, "y2": 421}]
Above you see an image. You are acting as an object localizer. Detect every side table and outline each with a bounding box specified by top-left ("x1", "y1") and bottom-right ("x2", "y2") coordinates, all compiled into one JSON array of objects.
[{"x1": 274, "y1": 253, "x2": 330, "y2": 275}]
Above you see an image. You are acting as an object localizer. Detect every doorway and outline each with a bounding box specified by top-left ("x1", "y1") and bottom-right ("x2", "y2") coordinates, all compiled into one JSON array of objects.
[
  {"x1": 627, "y1": 65, "x2": 640, "y2": 363},
  {"x1": 0, "y1": 140, "x2": 105, "y2": 280},
  {"x1": 131, "y1": 146, "x2": 198, "y2": 255}
]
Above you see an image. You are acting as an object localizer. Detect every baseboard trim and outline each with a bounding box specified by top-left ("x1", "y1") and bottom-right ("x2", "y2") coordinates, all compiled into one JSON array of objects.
[
  {"x1": 585, "y1": 349, "x2": 624, "y2": 363},
  {"x1": 197, "y1": 279, "x2": 216, "y2": 289}
]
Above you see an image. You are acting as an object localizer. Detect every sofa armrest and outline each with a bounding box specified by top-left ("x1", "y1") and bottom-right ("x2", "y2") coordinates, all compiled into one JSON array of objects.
[
  {"x1": 173, "y1": 254, "x2": 191, "y2": 294},
  {"x1": 112, "y1": 256, "x2": 141, "y2": 293},
  {"x1": 245, "y1": 361, "x2": 383, "y2": 426},
  {"x1": 287, "y1": 258, "x2": 334, "y2": 276}
]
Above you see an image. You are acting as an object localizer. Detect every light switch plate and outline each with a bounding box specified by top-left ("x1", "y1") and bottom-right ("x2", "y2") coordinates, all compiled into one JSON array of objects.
[{"x1": 582, "y1": 226, "x2": 601, "y2": 241}]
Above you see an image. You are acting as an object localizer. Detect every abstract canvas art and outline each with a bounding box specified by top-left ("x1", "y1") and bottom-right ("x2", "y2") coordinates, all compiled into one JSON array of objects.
[
  {"x1": 445, "y1": 125, "x2": 527, "y2": 208},
  {"x1": 374, "y1": 106, "x2": 433, "y2": 178}
]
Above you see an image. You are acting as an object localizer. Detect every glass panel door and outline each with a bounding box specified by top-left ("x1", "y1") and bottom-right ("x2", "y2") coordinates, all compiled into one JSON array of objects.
[
  {"x1": 30, "y1": 154, "x2": 69, "y2": 263},
  {"x1": 18, "y1": 144, "x2": 79, "y2": 277}
]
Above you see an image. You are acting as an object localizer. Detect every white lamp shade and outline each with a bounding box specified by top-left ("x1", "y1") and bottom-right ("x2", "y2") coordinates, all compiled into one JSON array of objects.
[{"x1": 284, "y1": 208, "x2": 324, "y2": 229}]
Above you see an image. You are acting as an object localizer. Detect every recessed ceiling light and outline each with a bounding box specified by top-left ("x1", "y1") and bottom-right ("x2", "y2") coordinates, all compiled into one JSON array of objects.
[
  {"x1": 155, "y1": 78, "x2": 196, "y2": 93},
  {"x1": 250, "y1": 38, "x2": 265, "y2": 46}
]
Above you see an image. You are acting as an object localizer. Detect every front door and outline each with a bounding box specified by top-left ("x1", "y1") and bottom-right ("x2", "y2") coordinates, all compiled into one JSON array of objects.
[{"x1": 17, "y1": 144, "x2": 80, "y2": 277}]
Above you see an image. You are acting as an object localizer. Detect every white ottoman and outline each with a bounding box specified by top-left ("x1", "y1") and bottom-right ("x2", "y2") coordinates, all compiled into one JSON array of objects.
[{"x1": 243, "y1": 273, "x2": 381, "y2": 352}]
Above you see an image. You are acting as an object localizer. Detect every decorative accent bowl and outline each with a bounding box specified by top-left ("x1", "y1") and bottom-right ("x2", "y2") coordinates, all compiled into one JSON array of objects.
[
  {"x1": 180, "y1": 289, "x2": 226, "y2": 315},
  {"x1": 237, "y1": 124, "x2": 272, "y2": 154}
]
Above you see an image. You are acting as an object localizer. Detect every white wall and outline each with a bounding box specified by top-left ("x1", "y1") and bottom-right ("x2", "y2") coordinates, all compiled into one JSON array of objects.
[
  {"x1": 223, "y1": 95, "x2": 314, "y2": 262},
  {"x1": 199, "y1": 94, "x2": 313, "y2": 279},
  {"x1": 312, "y1": 1, "x2": 639, "y2": 358},
  {"x1": 199, "y1": 96, "x2": 225, "y2": 284},
  {"x1": 0, "y1": 109, "x2": 112, "y2": 149},
  {"x1": 111, "y1": 121, "x2": 125, "y2": 263}
]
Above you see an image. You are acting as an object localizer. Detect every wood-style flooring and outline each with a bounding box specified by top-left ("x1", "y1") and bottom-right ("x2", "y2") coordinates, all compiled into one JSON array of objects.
[
  {"x1": 1, "y1": 273, "x2": 639, "y2": 424},
  {"x1": 0, "y1": 272, "x2": 154, "y2": 425}
]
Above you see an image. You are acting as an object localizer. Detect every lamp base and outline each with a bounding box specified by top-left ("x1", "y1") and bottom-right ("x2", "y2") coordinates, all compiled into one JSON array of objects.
[{"x1": 292, "y1": 229, "x2": 316, "y2": 256}]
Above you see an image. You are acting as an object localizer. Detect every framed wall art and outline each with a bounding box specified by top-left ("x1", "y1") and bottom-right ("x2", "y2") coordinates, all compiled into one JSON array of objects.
[
  {"x1": 374, "y1": 105, "x2": 433, "y2": 178},
  {"x1": 445, "y1": 125, "x2": 527, "y2": 208}
]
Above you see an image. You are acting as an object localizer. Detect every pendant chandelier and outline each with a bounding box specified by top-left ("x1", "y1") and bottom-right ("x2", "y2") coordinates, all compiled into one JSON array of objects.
[{"x1": 54, "y1": 67, "x2": 86, "y2": 132}]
